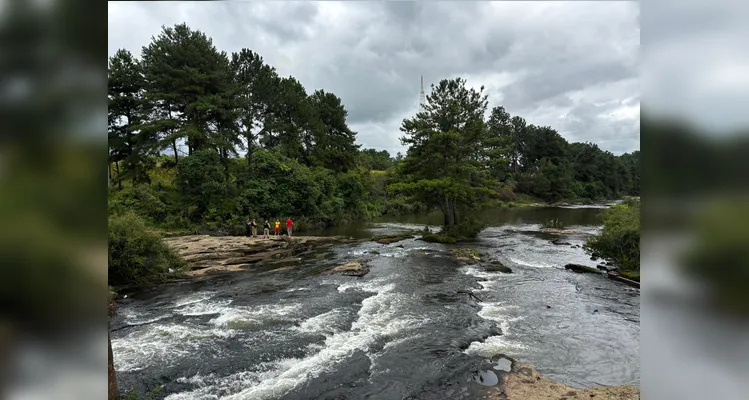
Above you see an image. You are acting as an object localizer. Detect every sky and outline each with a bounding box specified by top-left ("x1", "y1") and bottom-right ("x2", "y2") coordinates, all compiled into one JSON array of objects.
[{"x1": 108, "y1": 1, "x2": 641, "y2": 156}]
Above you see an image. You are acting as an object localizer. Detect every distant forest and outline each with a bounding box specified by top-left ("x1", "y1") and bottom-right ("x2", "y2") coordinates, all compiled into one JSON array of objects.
[{"x1": 108, "y1": 23, "x2": 639, "y2": 234}]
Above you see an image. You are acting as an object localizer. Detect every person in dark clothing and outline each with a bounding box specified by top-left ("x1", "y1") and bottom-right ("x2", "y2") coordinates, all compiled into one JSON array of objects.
[
  {"x1": 263, "y1": 220, "x2": 271, "y2": 239},
  {"x1": 245, "y1": 219, "x2": 251, "y2": 236}
]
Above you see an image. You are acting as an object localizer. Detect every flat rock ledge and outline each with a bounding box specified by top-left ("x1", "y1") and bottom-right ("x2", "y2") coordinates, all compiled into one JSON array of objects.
[
  {"x1": 164, "y1": 235, "x2": 354, "y2": 277},
  {"x1": 479, "y1": 359, "x2": 639, "y2": 400},
  {"x1": 325, "y1": 258, "x2": 371, "y2": 277}
]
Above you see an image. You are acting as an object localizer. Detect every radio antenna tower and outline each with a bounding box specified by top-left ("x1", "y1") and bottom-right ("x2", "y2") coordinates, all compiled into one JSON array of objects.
[{"x1": 419, "y1": 75, "x2": 426, "y2": 110}]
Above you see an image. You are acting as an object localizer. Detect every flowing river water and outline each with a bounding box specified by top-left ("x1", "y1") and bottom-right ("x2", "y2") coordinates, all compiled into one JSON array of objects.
[{"x1": 111, "y1": 205, "x2": 640, "y2": 399}]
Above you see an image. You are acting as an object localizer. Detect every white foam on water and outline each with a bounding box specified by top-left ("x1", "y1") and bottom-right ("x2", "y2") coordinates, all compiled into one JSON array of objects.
[
  {"x1": 171, "y1": 291, "x2": 216, "y2": 308},
  {"x1": 461, "y1": 266, "x2": 496, "y2": 280},
  {"x1": 477, "y1": 302, "x2": 523, "y2": 335},
  {"x1": 464, "y1": 301, "x2": 528, "y2": 358},
  {"x1": 507, "y1": 257, "x2": 555, "y2": 268},
  {"x1": 294, "y1": 309, "x2": 347, "y2": 336},
  {"x1": 202, "y1": 282, "x2": 424, "y2": 400},
  {"x1": 464, "y1": 335, "x2": 529, "y2": 358},
  {"x1": 111, "y1": 324, "x2": 235, "y2": 372},
  {"x1": 118, "y1": 307, "x2": 172, "y2": 325},
  {"x1": 178, "y1": 299, "x2": 233, "y2": 316},
  {"x1": 282, "y1": 287, "x2": 309, "y2": 293},
  {"x1": 209, "y1": 303, "x2": 302, "y2": 329},
  {"x1": 336, "y1": 277, "x2": 389, "y2": 293}
]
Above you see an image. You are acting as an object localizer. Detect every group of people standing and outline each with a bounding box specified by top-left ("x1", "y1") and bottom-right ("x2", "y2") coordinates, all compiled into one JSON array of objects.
[{"x1": 246, "y1": 217, "x2": 294, "y2": 239}]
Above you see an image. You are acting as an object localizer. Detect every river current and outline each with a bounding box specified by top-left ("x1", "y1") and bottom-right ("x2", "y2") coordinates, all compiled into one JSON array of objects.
[{"x1": 111, "y1": 206, "x2": 640, "y2": 399}]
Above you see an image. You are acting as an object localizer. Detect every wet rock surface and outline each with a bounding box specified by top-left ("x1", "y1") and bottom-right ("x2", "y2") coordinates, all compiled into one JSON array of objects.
[
  {"x1": 472, "y1": 356, "x2": 639, "y2": 400},
  {"x1": 564, "y1": 263, "x2": 603, "y2": 274},
  {"x1": 164, "y1": 235, "x2": 355, "y2": 277},
  {"x1": 326, "y1": 258, "x2": 372, "y2": 277}
]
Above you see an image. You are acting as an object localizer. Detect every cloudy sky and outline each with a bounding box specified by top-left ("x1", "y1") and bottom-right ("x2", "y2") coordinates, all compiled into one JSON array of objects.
[{"x1": 108, "y1": 1, "x2": 640, "y2": 156}]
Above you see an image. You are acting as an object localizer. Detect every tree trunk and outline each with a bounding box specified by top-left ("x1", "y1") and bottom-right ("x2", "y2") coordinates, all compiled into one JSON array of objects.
[
  {"x1": 108, "y1": 331, "x2": 119, "y2": 400},
  {"x1": 172, "y1": 140, "x2": 179, "y2": 165},
  {"x1": 115, "y1": 161, "x2": 122, "y2": 190},
  {"x1": 443, "y1": 196, "x2": 452, "y2": 227}
]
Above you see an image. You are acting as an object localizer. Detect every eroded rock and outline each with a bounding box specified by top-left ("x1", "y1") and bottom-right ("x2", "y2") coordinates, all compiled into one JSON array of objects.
[{"x1": 163, "y1": 235, "x2": 351, "y2": 277}]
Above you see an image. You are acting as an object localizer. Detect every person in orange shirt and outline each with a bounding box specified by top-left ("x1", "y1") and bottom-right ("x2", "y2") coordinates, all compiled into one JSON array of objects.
[
  {"x1": 274, "y1": 219, "x2": 281, "y2": 236},
  {"x1": 286, "y1": 217, "x2": 293, "y2": 237}
]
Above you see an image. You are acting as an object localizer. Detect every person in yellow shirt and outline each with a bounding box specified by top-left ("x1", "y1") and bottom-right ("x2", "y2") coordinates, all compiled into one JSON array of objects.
[{"x1": 274, "y1": 219, "x2": 281, "y2": 237}]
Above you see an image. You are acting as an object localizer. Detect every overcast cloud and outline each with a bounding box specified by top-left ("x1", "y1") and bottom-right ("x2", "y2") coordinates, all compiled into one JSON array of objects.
[{"x1": 108, "y1": 1, "x2": 640, "y2": 156}]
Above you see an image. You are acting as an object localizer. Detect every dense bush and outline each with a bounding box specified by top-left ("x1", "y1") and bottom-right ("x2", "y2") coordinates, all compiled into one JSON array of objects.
[
  {"x1": 584, "y1": 199, "x2": 640, "y2": 271},
  {"x1": 108, "y1": 212, "x2": 185, "y2": 286},
  {"x1": 681, "y1": 199, "x2": 749, "y2": 315}
]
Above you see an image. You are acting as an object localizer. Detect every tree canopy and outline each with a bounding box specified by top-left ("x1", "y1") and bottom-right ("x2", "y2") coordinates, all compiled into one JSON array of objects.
[{"x1": 108, "y1": 23, "x2": 640, "y2": 235}]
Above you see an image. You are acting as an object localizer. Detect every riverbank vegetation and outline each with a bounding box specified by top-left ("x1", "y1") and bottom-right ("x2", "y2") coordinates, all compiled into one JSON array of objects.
[
  {"x1": 108, "y1": 23, "x2": 639, "y2": 285},
  {"x1": 585, "y1": 198, "x2": 640, "y2": 276}
]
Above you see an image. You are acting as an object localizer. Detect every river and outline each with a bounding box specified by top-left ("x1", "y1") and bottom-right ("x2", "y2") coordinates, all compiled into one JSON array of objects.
[{"x1": 111, "y1": 204, "x2": 639, "y2": 399}]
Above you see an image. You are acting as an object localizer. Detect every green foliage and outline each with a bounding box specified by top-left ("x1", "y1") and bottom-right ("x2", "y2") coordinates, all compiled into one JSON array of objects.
[
  {"x1": 107, "y1": 22, "x2": 639, "y2": 242},
  {"x1": 108, "y1": 212, "x2": 185, "y2": 286},
  {"x1": 421, "y1": 233, "x2": 458, "y2": 244},
  {"x1": 584, "y1": 200, "x2": 640, "y2": 271},
  {"x1": 681, "y1": 199, "x2": 749, "y2": 315},
  {"x1": 122, "y1": 385, "x2": 164, "y2": 400},
  {"x1": 394, "y1": 78, "x2": 496, "y2": 236}
]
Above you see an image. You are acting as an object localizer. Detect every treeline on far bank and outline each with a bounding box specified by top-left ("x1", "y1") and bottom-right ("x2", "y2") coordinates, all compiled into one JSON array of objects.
[{"x1": 108, "y1": 23, "x2": 640, "y2": 236}]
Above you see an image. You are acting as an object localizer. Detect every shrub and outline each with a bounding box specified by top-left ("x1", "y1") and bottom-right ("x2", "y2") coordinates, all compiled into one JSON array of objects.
[
  {"x1": 441, "y1": 215, "x2": 487, "y2": 241},
  {"x1": 681, "y1": 199, "x2": 749, "y2": 315},
  {"x1": 108, "y1": 212, "x2": 185, "y2": 286},
  {"x1": 496, "y1": 186, "x2": 517, "y2": 202},
  {"x1": 584, "y1": 200, "x2": 640, "y2": 271}
]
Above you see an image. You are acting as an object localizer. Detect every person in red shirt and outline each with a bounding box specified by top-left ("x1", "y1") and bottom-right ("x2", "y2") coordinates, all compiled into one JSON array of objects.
[{"x1": 286, "y1": 218, "x2": 293, "y2": 237}]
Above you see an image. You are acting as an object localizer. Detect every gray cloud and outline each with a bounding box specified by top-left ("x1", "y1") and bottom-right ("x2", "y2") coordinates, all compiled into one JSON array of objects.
[{"x1": 108, "y1": 1, "x2": 640, "y2": 156}]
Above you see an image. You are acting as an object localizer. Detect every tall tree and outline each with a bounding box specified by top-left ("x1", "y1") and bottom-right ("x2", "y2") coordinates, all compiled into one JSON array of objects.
[
  {"x1": 261, "y1": 76, "x2": 309, "y2": 160},
  {"x1": 230, "y1": 49, "x2": 278, "y2": 167},
  {"x1": 508, "y1": 115, "x2": 528, "y2": 174},
  {"x1": 108, "y1": 48, "x2": 151, "y2": 186},
  {"x1": 395, "y1": 78, "x2": 495, "y2": 229},
  {"x1": 485, "y1": 106, "x2": 513, "y2": 181},
  {"x1": 140, "y1": 23, "x2": 238, "y2": 160},
  {"x1": 308, "y1": 90, "x2": 360, "y2": 172}
]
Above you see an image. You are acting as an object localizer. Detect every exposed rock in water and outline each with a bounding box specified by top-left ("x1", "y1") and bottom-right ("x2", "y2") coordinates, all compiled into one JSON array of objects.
[
  {"x1": 484, "y1": 261, "x2": 513, "y2": 273},
  {"x1": 499, "y1": 363, "x2": 639, "y2": 399},
  {"x1": 551, "y1": 239, "x2": 571, "y2": 246},
  {"x1": 451, "y1": 248, "x2": 481, "y2": 262},
  {"x1": 371, "y1": 234, "x2": 414, "y2": 244},
  {"x1": 607, "y1": 271, "x2": 640, "y2": 288},
  {"x1": 163, "y1": 235, "x2": 354, "y2": 277},
  {"x1": 420, "y1": 233, "x2": 457, "y2": 244},
  {"x1": 326, "y1": 258, "x2": 371, "y2": 277},
  {"x1": 564, "y1": 263, "x2": 602, "y2": 274}
]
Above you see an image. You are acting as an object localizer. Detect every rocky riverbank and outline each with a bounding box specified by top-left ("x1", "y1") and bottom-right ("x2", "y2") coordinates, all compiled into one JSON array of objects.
[
  {"x1": 164, "y1": 235, "x2": 362, "y2": 277},
  {"x1": 477, "y1": 356, "x2": 639, "y2": 400}
]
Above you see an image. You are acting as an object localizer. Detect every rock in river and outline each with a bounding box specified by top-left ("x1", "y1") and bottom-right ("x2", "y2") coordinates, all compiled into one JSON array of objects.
[
  {"x1": 484, "y1": 261, "x2": 513, "y2": 273},
  {"x1": 564, "y1": 263, "x2": 602, "y2": 274},
  {"x1": 327, "y1": 258, "x2": 371, "y2": 277}
]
